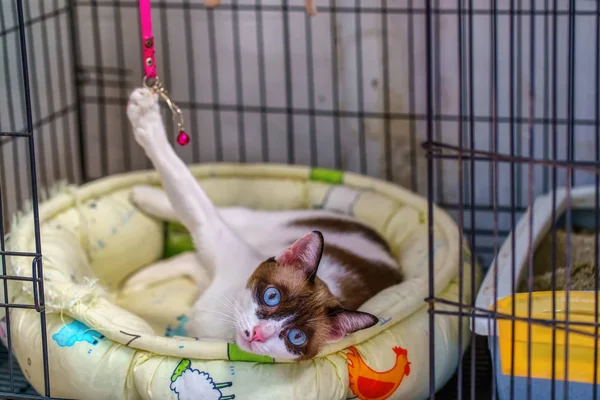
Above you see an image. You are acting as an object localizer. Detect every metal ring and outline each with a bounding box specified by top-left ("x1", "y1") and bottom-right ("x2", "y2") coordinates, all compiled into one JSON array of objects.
[{"x1": 142, "y1": 75, "x2": 157, "y2": 90}]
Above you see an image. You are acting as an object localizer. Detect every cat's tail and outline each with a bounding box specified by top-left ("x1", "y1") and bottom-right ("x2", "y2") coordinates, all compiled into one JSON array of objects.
[{"x1": 130, "y1": 185, "x2": 180, "y2": 222}]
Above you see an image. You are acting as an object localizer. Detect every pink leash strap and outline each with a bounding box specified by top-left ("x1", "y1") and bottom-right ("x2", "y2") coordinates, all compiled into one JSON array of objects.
[
  {"x1": 136, "y1": 0, "x2": 315, "y2": 147},
  {"x1": 139, "y1": 0, "x2": 157, "y2": 80},
  {"x1": 138, "y1": 0, "x2": 189, "y2": 145}
]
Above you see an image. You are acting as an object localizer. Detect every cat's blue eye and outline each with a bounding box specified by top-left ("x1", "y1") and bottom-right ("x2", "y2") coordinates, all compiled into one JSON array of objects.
[
  {"x1": 287, "y1": 329, "x2": 307, "y2": 346},
  {"x1": 263, "y1": 287, "x2": 281, "y2": 307}
]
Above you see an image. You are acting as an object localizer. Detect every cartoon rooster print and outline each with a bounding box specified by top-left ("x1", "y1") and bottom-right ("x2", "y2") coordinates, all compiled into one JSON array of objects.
[{"x1": 347, "y1": 346, "x2": 411, "y2": 400}]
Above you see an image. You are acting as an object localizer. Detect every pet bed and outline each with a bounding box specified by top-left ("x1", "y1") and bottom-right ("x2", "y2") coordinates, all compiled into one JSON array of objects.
[{"x1": 1, "y1": 164, "x2": 480, "y2": 400}]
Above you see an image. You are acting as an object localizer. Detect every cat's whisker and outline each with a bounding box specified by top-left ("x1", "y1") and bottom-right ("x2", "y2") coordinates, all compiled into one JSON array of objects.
[
  {"x1": 231, "y1": 297, "x2": 245, "y2": 319},
  {"x1": 196, "y1": 308, "x2": 237, "y2": 322},
  {"x1": 217, "y1": 300, "x2": 235, "y2": 315},
  {"x1": 200, "y1": 314, "x2": 236, "y2": 323},
  {"x1": 204, "y1": 318, "x2": 237, "y2": 328},
  {"x1": 223, "y1": 296, "x2": 243, "y2": 315},
  {"x1": 220, "y1": 298, "x2": 243, "y2": 321}
]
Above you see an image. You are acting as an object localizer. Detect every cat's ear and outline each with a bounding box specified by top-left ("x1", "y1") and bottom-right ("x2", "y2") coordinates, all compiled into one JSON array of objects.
[
  {"x1": 275, "y1": 230, "x2": 324, "y2": 279},
  {"x1": 327, "y1": 308, "x2": 379, "y2": 342}
]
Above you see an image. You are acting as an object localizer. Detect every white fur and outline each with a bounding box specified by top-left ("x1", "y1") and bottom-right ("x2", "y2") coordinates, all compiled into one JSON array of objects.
[
  {"x1": 126, "y1": 88, "x2": 395, "y2": 359},
  {"x1": 315, "y1": 255, "x2": 355, "y2": 298},
  {"x1": 121, "y1": 251, "x2": 208, "y2": 294},
  {"x1": 234, "y1": 290, "x2": 296, "y2": 359},
  {"x1": 130, "y1": 185, "x2": 179, "y2": 221}
]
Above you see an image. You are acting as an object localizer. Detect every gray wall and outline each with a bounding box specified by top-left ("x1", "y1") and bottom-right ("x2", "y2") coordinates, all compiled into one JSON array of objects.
[
  {"x1": 0, "y1": 0, "x2": 79, "y2": 225},
  {"x1": 2, "y1": 0, "x2": 600, "y2": 266}
]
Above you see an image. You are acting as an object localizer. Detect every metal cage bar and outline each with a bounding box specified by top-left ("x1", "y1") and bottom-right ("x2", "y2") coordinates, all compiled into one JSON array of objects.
[{"x1": 0, "y1": 1, "x2": 52, "y2": 398}]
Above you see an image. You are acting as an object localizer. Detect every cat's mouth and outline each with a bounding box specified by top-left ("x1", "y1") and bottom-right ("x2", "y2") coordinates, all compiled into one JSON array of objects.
[
  {"x1": 235, "y1": 329, "x2": 274, "y2": 357},
  {"x1": 235, "y1": 329, "x2": 252, "y2": 347},
  {"x1": 235, "y1": 333, "x2": 261, "y2": 354}
]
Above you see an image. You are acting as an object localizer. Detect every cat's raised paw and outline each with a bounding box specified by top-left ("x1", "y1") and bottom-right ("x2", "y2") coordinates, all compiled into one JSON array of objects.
[
  {"x1": 127, "y1": 88, "x2": 159, "y2": 125},
  {"x1": 127, "y1": 87, "x2": 161, "y2": 146}
]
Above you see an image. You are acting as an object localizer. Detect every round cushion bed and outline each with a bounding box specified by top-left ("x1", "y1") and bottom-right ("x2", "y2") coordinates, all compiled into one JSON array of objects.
[{"x1": 1, "y1": 164, "x2": 480, "y2": 400}]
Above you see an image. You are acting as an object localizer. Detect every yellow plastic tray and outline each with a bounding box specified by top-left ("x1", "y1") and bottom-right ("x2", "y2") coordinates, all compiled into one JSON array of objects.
[{"x1": 494, "y1": 291, "x2": 600, "y2": 384}]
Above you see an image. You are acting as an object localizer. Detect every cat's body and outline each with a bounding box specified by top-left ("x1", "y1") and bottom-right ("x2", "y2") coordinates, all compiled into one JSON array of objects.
[
  {"x1": 129, "y1": 187, "x2": 402, "y2": 310},
  {"x1": 125, "y1": 87, "x2": 403, "y2": 360}
]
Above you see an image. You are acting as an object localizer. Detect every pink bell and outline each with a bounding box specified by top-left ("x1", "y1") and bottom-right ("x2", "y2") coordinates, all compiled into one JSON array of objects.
[{"x1": 177, "y1": 130, "x2": 190, "y2": 146}]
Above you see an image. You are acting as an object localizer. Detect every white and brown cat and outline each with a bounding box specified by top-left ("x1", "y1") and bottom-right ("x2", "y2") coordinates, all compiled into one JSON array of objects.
[{"x1": 125, "y1": 87, "x2": 403, "y2": 360}]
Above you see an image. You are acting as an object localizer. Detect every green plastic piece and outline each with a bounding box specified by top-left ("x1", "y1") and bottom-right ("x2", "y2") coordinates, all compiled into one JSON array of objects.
[
  {"x1": 227, "y1": 343, "x2": 274, "y2": 363},
  {"x1": 310, "y1": 168, "x2": 343, "y2": 184},
  {"x1": 418, "y1": 211, "x2": 426, "y2": 224},
  {"x1": 163, "y1": 222, "x2": 195, "y2": 259},
  {"x1": 171, "y1": 358, "x2": 191, "y2": 382}
]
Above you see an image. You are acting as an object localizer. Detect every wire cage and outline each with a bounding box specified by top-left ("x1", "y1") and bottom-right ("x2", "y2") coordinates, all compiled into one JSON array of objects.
[{"x1": 0, "y1": 0, "x2": 599, "y2": 399}]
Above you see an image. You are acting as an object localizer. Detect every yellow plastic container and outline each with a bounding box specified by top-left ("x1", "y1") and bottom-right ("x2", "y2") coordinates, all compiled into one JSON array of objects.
[{"x1": 494, "y1": 291, "x2": 600, "y2": 384}]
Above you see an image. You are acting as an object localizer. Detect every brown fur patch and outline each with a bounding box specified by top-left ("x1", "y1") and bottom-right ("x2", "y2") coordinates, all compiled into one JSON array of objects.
[
  {"x1": 290, "y1": 217, "x2": 391, "y2": 252},
  {"x1": 289, "y1": 217, "x2": 403, "y2": 308},
  {"x1": 323, "y1": 244, "x2": 403, "y2": 309},
  {"x1": 247, "y1": 258, "x2": 342, "y2": 360}
]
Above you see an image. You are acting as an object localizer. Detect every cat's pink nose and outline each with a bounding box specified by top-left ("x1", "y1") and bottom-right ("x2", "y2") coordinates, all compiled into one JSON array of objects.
[{"x1": 250, "y1": 326, "x2": 269, "y2": 342}]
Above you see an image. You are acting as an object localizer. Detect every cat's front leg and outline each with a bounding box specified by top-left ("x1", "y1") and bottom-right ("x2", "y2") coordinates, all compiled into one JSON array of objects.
[
  {"x1": 121, "y1": 251, "x2": 210, "y2": 294},
  {"x1": 126, "y1": 87, "x2": 223, "y2": 277},
  {"x1": 130, "y1": 184, "x2": 179, "y2": 221}
]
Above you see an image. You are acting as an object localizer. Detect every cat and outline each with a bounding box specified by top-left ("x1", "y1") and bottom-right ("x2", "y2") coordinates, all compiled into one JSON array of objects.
[{"x1": 125, "y1": 87, "x2": 403, "y2": 360}]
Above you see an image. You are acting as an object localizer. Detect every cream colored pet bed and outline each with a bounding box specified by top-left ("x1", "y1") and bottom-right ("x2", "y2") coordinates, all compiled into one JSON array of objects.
[{"x1": 1, "y1": 164, "x2": 480, "y2": 400}]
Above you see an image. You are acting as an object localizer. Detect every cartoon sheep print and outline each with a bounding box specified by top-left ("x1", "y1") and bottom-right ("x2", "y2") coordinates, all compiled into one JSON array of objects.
[{"x1": 170, "y1": 359, "x2": 235, "y2": 400}]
